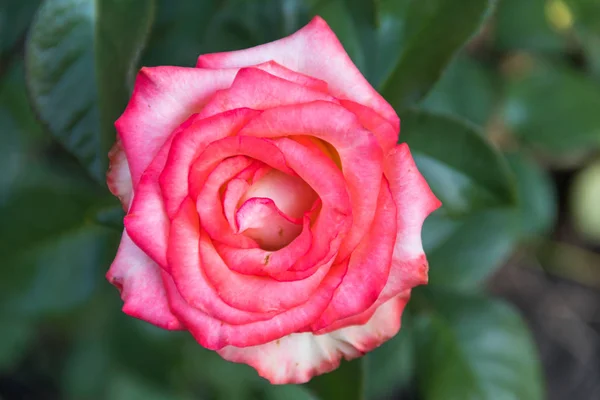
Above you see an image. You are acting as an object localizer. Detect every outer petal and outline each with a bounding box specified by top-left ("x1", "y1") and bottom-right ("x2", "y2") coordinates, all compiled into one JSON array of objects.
[
  {"x1": 106, "y1": 231, "x2": 182, "y2": 330},
  {"x1": 218, "y1": 292, "x2": 410, "y2": 384},
  {"x1": 240, "y1": 101, "x2": 382, "y2": 260},
  {"x1": 124, "y1": 135, "x2": 174, "y2": 268},
  {"x1": 197, "y1": 16, "x2": 399, "y2": 130},
  {"x1": 196, "y1": 67, "x2": 336, "y2": 120},
  {"x1": 116, "y1": 67, "x2": 237, "y2": 185},
  {"x1": 106, "y1": 139, "x2": 133, "y2": 210},
  {"x1": 383, "y1": 143, "x2": 442, "y2": 295}
]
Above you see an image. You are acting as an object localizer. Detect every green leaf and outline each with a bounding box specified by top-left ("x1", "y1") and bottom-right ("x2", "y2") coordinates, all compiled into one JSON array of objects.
[
  {"x1": 306, "y1": 358, "x2": 364, "y2": 400},
  {"x1": 0, "y1": 314, "x2": 34, "y2": 371},
  {"x1": 401, "y1": 110, "x2": 520, "y2": 288},
  {"x1": 0, "y1": 163, "x2": 119, "y2": 315},
  {"x1": 413, "y1": 289, "x2": 544, "y2": 400},
  {"x1": 25, "y1": 0, "x2": 155, "y2": 183},
  {"x1": 401, "y1": 109, "x2": 516, "y2": 214},
  {"x1": 502, "y1": 59, "x2": 600, "y2": 153},
  {"x1": 262, "y1": 385, "x2": 316, "y2": 400},
  {"x1": 107, "y1": 372, "x2": 191, "y2": 400},
  {"x1": 380, "y1": 0, "x2": 495, "y2": 110},
  {"x1": 365, "y1": 312, "x2": 414, "y2": 399},
  {"x1": 424, "y1": 208, "x2": 520, "y2": 288},
  {"x1": 506, "y1": 152, "x2": 557, "y2": 238},
  {"x1": 494, "y1": 0, "x2": 567, "y2": 52},
  {"x1": 420, "y1": 54, "x2": 497, "y2": 127},
  {"x1": 0, "y1": 0, "x2": 41, "y2": 56}
]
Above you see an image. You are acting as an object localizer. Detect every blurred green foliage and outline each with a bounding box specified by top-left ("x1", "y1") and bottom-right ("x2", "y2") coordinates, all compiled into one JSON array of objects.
[{"x1": 2, "y1": 0, "x2": 600, "y2": 399}]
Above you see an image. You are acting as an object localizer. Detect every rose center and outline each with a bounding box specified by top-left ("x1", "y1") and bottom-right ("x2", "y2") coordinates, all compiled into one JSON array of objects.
[{"x1": 236, "y1": 169, "x2": 317, "y2": 250}]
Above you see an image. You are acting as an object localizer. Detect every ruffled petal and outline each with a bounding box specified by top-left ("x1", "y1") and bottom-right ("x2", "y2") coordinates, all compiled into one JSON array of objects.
[
  {"x1": 197, "y1": 16, "x2": 399, "y2": 130},
  {"x1": 116, "y1": 67, "x2": 237, "y2": 185},
  {"x1": 218, "y1": 292, "x2": 410, "y2": 384},
  {"x1": 106, "y1": 231, "x2": 182, "y2": 330},
  {"x1": 197, "y1": 67, "x2": 336, "y2": 120},
  {"x1": 383, "y1": 143, "x2": 442, "y2": 294},
  {"x1": 106, "y1": 139, "x2": 133, "y2": 210}
]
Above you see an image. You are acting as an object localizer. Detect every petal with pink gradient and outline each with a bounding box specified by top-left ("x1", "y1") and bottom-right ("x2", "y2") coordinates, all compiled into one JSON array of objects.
[
  {"x1": 251, "y1": 61, "x2": 329, "y2": 92},
  {"x1": 106, "y1": 231, "x2": 182, "y2": 330},
  {"x1": 196, "y1": 67, "x2": 336, "y2": 120},
  {"x1": 197, "y1": 16, "x2": 399, "y2": 130},
  {"x1": 116, "y1": 67, "x2": 238, "y2": 186},
  {"x1": 339, "y1": 99, "x2": 399, "y2": 154},
  {"x1": 124, "y1": 136, "x2": 174, "y2": 268},
  {"x1": 383, "y1": 143, "x2": 442, "y2": 297},
  {"x1": 106, "y1": 139, "x2": 133, "y2": 211},
  {"x1": 218, "y1": 292, "x2": 410, "y2": 384},
  {"x1": 236, "y1": 198, "x2": 303, "y2": 250}
]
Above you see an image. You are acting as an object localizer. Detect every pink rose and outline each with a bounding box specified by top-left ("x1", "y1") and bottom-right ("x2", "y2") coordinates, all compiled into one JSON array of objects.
[{"x1": 106, "y1": 17, "x2": 440, "y2": 384}]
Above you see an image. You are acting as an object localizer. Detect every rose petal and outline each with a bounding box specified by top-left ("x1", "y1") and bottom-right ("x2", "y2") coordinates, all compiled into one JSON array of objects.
[
  {"x1": 383, "y1": 143, "x2": 442, "y2": 294},
  {"x1": 117, "y1": 67, "x2": 237, "y2": 186},
  {"x1": 252, "y1": 61, "x2": 329, "y2": 92},
  {"x1": 197, "y1": 16, "x2": 399, "y2": 130},
  {"x1": 223, "y1": 178, "x2": 250, "y2": 231},
  {"x1": 163, "y1": 255, "x2": 347, "y2": 349},
  {"x1": 312, "y1": 179, "x2": 397, "y2": 331},
  {"x1": 106, "y1": 139, "x2": 133, "y2": 211},
  {"x1": 197, "y1": 67, "x2": 336, "y2": 120},
  {"x1": 188, "y1": 136, "x2": 295, "y2": 201},
  {"x1": 240, "y1": 101, "x2": 382, "y2": 260},
  {"x1": 214, "y1": 215, "x2": 313, "y2": 278},
  {"x1": 218, "y1": 292, "x2": 410, "y2": 384},
  {"x1": 124, "y1": 135, "x2": 175, "y2": 268},
  {"x1": 236, "y1": 197, "x2": 303, "y2": 250},
  {"x1": 241, "y1": 169, "x2": 317, "y2": 220},
  {"x1": 339, "y1": 99, "x2": 399, "y2": 154},
  {"x1": 168, "y1": 198, "x2": 274, "y2": 325},
  {"x1": 270, "y1": 137, "x2": 352, "y2": 277},
  {"x1": 196, "y1": 155, "x2": 258, "y2": 249},
  {"x1": 106, "y1": 231, "x2": 182, "y2": 330},
  {"x1": 160, "y1": 108, "x2": 262, "y2": 219}
]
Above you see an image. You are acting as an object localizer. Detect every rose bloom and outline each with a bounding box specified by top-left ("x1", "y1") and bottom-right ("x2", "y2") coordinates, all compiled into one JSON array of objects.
[{"x1": 106, "y1": 17, "x2": 440, "y2": 384}]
